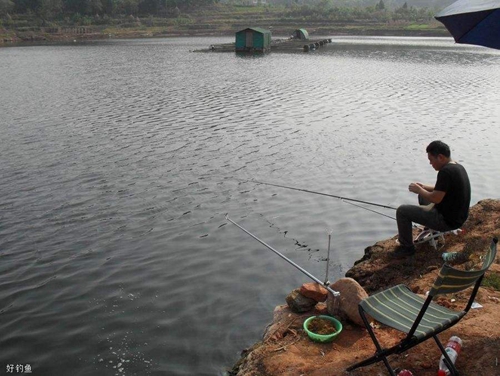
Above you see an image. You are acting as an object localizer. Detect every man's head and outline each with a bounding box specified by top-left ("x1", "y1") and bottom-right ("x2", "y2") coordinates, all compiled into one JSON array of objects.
[{"x1": 426, "y1": 140, "x2": 451, "y2": 171}]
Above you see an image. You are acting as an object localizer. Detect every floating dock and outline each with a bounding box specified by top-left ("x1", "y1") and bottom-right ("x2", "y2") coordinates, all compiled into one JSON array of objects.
[
  {"x1": 197, "y1": 37, "x2": 333, "y2": 53},
  {"x1": 195, "y1": 26, "x2": 333, "y2": 54}
]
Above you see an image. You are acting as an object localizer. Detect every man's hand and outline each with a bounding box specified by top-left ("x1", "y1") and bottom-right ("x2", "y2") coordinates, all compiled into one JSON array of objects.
[
  {"x1": 409, "y1": 182, "x2": 445, "y2": 203},
  {"x1": 408, "y1": 182, "x2": 424, "y2": 194}
]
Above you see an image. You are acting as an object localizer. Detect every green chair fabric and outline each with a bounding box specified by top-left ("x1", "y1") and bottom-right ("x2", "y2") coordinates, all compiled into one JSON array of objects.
[
  {"x1": 360, "y1": 284, "x2": 465, "y2": 340},
  {"x1": 347, "y1": 237, "x2": 497, "y2": 376}
]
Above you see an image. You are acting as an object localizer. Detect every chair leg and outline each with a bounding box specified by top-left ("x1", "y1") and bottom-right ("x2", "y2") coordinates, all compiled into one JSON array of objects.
[
  {"x1": 346, "y1": 308, "x2": 397, "y2": 376},
  {"x1": 430, "y1": 236, "x2": 438, "y2": 250},
  {"x1": 346, "y1": 345, "x2": 398, "y2": 375},
  {"x1": 433, "y1": 335, "x2": 460, "y2": 376}
]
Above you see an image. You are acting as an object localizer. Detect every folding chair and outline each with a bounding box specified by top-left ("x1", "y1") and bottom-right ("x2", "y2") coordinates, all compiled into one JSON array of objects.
[
  {"x1": 346, "y1": 237, "x2": 498, "y2": 376},
  {"x1": 413, "y1": 226, "x2": 462, "y2": 250}
]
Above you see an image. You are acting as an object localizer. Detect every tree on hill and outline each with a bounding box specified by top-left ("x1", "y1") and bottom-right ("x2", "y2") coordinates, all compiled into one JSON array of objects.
[
  {"x1": 8, "y1": 0, "x2": 205, "y2": 16},
  {"x1": 0, "y1": 0, "x2": 14, "y2": 15},
  {"x1": 40, "y1": 0, "x2": 63, "y2": 18},
  {"x1": 375, "y1": 0, "x2": 385, "y2": 10}
]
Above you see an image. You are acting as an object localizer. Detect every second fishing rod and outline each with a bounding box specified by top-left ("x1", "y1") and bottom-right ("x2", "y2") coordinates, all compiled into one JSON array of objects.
[{"x1": 237, "y1": 179, "x2": 398, "y2": 221}]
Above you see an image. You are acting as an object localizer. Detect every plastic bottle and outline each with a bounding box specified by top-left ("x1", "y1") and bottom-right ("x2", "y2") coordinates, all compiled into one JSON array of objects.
[
  {"x1": 442, "y1": 252, "x2": 468, "y2": 263},
  {"x1": 437, "y1": 336, "x2": 462, "y2": 376}
]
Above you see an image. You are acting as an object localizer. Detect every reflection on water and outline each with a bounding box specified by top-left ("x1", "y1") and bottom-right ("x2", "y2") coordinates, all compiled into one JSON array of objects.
[{"x1": 1, "y1": 36, "x2": 499, "y2": 375}]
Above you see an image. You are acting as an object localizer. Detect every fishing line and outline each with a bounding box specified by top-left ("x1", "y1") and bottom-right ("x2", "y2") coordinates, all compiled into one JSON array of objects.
[
  {"x1": 342, "y1": 197, "x2": 424, "y2": 230},
  {"x1": 341, "y1": 200, "x2": 397, "y2": 221},
  {"x1": 238, "y1": 179, "x2": 398, "y2": 211},
  {"x1": 226, "y1": 215, "x2": 340, "y2": 296},
  {"x1": 231, "y1": 178, "x2": 429, "y2": 229}
]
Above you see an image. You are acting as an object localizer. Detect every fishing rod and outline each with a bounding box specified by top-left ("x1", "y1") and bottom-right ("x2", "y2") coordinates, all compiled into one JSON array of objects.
[
  {"x1": 240, "y1": 179, "x2": 398, "y2": 211},
  {"x1": 325, "y1": 232, "x2": 332, "y2": 285},
  {"x1": 226, "y1": 215, "x2": 340, "y2": 296},
  {"x1": 240, "y1": 179, "x2": 431, "y2": 227},
  {"x1": 329, "y1": 196, "x2": 430, "y2": 228}
]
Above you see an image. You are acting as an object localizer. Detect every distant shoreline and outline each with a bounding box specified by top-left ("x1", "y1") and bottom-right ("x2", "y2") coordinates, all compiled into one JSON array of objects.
[
  {"x1": 1, "y1": 2, "x2": 454, "y2": 47},
  {"x1": 0, "y1": 20, "x2": 450, "y2": 46},
  {"x1": 1, "y1": 25, "x2": 451, "y2": 47}
]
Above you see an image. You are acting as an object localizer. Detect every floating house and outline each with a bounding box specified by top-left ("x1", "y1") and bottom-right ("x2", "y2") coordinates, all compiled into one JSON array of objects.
[
  {"x1": 293, "y1": 29, "x2": 309, "y2": 40},
  {"x1": 235, "y1": 27, "x2": 272, "y2": 52}
]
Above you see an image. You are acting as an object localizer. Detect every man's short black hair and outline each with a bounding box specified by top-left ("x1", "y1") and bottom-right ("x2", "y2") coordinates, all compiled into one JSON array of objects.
[{"x1": 426, "y1": 140, "x2": 451, "y2": 158}]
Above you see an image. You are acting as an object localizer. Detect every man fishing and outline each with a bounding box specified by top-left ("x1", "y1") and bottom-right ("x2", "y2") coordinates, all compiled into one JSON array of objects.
[{"x1": 392, "y1": 140, "x2": 471, "y2": 258}]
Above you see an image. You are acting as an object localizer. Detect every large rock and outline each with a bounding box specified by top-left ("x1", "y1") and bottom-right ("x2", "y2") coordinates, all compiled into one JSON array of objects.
[
  {"x1": 285, "y1": 288, "x2": 317, "y2": 313},
  {"x1": 326, "y1": 278, "x2": 370, "y2": 327}
]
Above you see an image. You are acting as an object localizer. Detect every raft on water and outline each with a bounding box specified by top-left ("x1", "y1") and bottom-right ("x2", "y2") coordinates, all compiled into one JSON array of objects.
[
  {"x1": 195, "y1": 27, "x2": 332, "y2": 53},
  {"x1": 195, "y1": 36, "x2": 333, "y2": 53}
]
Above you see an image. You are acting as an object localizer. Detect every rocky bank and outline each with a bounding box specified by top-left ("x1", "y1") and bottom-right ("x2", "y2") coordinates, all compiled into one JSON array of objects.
[{"x1": 229, "y1": 199, "x2": 500, "y2": 376}]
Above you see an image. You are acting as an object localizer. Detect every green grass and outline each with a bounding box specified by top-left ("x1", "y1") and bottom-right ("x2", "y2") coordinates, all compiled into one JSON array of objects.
[
  {"x1": 482, "y1": 272, "x2": 500, "y2": 290},
  {"x1": 230, "y1": 5, "x2": 282, "y2": 13},
  {"x1": 405, "y1": 23, "x2": 433, "y2": 30}
]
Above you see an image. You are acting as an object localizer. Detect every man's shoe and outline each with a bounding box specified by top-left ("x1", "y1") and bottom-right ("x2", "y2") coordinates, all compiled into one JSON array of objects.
[{"x1": 390, "y1": 245, "x2": 416, "y2": 258}]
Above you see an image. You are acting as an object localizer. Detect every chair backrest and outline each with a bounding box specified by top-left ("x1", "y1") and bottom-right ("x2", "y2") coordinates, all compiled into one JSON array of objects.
[{"x1": 429, "y1": 237, "x2": 498, "y2": 296}]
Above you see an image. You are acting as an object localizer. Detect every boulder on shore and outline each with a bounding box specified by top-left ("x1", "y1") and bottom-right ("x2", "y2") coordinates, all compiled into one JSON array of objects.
[
  {"x1": 299, "y1": 282, "x2": 328, "y2": 302},
  {"x1": 285, "y1": 288, "x2": 317, "y2": 313},
  {"x1": 326, "y1": 277, "x2": 370, "y2": 327}
]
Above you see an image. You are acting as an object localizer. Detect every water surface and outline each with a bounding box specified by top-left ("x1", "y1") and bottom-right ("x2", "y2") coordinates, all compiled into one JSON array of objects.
[{"x1": 1, "y1": 36, "x2": 499, "y2": 375}]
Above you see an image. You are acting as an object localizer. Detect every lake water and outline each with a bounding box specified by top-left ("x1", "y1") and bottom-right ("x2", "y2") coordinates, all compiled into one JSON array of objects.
[{"x1": 1, "y1": 36, "x2": 500, "y2": 376}]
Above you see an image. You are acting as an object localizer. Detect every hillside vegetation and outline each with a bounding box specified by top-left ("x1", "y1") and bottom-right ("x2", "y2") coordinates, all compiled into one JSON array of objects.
[{"x1": 1, "y1": 0, "x2": 453, "y2": 43}]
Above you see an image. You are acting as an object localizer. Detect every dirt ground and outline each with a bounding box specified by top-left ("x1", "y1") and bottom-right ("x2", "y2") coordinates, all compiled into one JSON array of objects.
[{"x1": 229, "y1": 199, "x2": 500, "y2": 376}]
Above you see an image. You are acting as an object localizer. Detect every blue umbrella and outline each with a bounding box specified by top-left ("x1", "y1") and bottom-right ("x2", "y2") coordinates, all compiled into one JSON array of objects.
[{"x1": 435, "y1": 0, "x2": 500, "y2": 49}]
